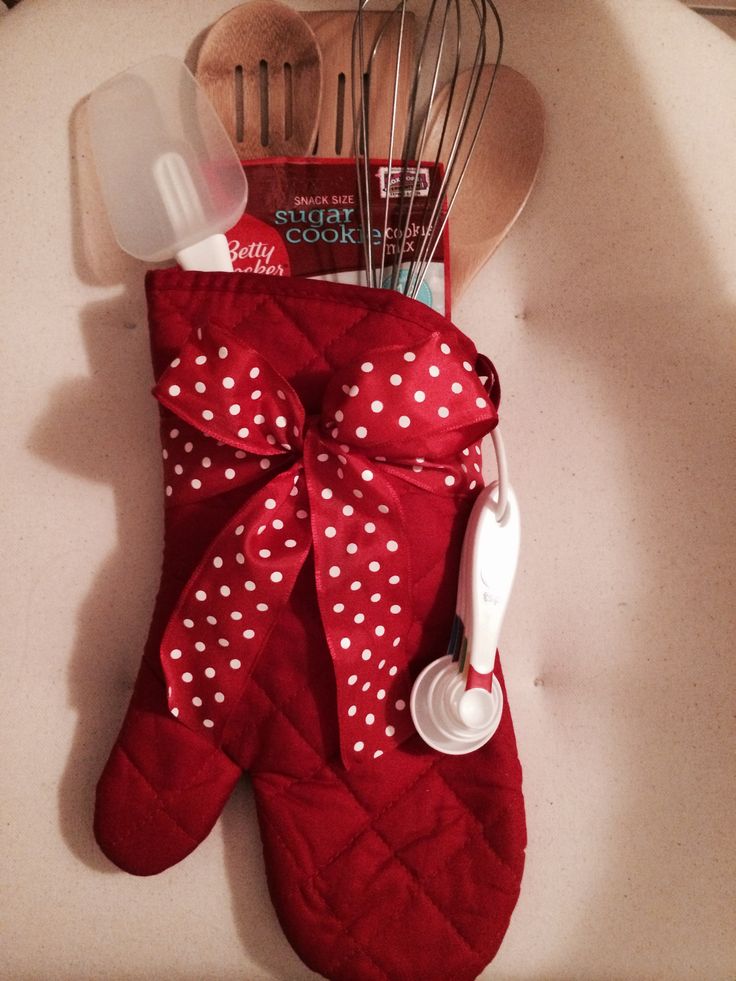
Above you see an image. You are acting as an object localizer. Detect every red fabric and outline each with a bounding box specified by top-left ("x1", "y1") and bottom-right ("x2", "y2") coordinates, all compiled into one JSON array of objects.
[{"x1": 95, "y1": 271, "x2": 526, "y2": 981}]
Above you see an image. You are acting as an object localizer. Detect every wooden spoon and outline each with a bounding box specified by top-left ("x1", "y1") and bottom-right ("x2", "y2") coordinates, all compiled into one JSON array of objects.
[
  {"x1": 427, "y1": 64, "x2": 545, "y2": 300},
  {"x1": 196, "y1": 0, "x2": 322, "y2": 158},
  {"x1": 304, "y1": 10, "x2": 415, "y2": 158}
]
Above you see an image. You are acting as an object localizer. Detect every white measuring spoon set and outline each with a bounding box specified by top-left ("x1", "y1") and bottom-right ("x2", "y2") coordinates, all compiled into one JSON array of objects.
[{"x1": 411, "y1": 430, "x2": 520, "y2": 754}]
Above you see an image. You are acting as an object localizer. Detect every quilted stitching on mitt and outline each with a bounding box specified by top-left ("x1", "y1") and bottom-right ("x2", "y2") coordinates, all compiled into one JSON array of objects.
[{"x1": 94, "y1": 271, "x2": 526, "y2": 981}]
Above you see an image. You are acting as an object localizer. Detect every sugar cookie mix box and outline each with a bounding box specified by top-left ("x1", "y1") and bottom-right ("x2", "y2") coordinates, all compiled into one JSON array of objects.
[{"x1": 226, "y1": 158, "x2": 451, "y2": 318}]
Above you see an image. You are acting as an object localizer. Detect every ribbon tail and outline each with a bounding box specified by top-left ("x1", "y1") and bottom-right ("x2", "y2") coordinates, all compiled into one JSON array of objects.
[
  {"x1": 303, "y1": 431, "x2": 415, "y2": 767},
  {"x1": 161, "y1": 463, "x2": 311, "y2": 743}
]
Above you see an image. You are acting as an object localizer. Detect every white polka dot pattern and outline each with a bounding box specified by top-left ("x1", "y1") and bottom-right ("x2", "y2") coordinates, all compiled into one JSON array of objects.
[{"x1": 154, "y1": 323, "x2": 497, "y2": 765}]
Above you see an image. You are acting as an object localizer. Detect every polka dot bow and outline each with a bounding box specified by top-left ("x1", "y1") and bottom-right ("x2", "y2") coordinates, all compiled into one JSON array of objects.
[{"x1": 155, "y1": 321, "x2": 498, "y2": 766}]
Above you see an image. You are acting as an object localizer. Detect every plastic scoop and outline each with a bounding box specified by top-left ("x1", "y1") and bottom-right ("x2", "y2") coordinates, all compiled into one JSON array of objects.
[{"x1": 87, "y1": 55, "x2": 247, "y2": 271}]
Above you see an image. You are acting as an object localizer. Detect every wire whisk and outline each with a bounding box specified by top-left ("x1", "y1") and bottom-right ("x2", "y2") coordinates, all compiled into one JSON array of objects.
[{"x1": 351, "y1": 0, "x2": 503, "y2": 300}]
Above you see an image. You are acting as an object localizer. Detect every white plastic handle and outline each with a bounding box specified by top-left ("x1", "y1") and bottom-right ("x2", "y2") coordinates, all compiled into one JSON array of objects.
[
  {"x1": 176, "y1": 233, "x2": 234, "y2": 272},
  {"x1": 464, "y1": 481, "x2": 520, "y2": 677}
]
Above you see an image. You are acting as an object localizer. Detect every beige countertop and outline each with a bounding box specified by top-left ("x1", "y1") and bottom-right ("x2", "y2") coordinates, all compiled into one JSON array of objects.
[{"x1": 1, "y1": 0, "x2": 734, "y2": 978}]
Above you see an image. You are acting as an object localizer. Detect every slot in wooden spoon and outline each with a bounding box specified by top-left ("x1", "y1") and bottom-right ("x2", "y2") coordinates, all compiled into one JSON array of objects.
[
  {"x1": 427, "y1": 64, "x2": 545, "y2": 300},
  {"x1": 197, "y1": 0, "x2": 322, "y2": 159}
]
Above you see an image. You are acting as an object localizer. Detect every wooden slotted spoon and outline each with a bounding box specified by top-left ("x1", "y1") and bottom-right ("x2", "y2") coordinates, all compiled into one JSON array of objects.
[
  {"x1": 427, "y1": 64, "x2": 545, "y2": 300},
  {"x1": 304, "y1": 10, "x2": 416, "y2": 158},
  {"x1": 197, "y1": 0, "x2": 322, "y2": 158}
]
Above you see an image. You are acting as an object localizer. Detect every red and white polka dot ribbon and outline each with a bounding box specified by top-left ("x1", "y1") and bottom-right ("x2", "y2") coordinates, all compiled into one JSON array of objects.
[{"x1": 154, "y1": 320, "x2": 498, "y2": 765}]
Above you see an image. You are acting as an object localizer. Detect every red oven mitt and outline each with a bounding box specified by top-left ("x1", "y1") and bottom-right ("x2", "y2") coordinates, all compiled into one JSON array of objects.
[{"x1": 94, "y1": 270, "x2": 526, "y2": 981}]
